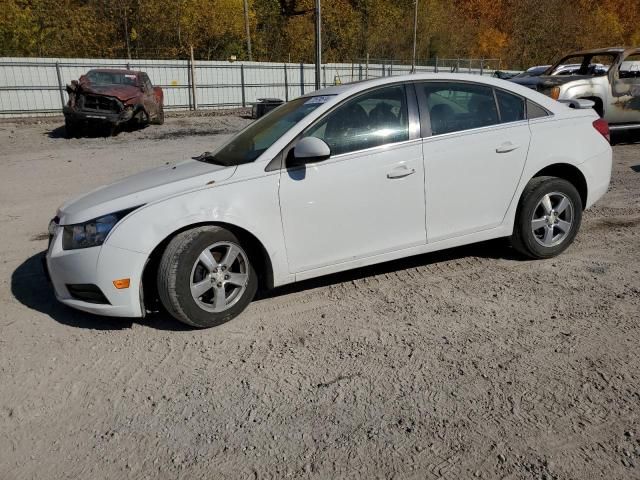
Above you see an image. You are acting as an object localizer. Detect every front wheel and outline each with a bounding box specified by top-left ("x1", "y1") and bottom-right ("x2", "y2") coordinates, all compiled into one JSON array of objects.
[
  {"x1": 511, "y1": 176, "x2": 582, "y2": 259},
  {"x1": 157, "y1": 226, "x2": 258, "y2": 328}
]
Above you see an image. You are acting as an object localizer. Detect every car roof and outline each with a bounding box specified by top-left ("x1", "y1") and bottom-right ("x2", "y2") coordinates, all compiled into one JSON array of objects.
[
  {"x1": 563, "y1": 47, "x2": 638, "y2": 56},
  {"x1": 87, "y1": 69, "x2": 140, "y2": 75},
  {"x1": 303, "y1": 73, "x2": 562, "y2": 113}
]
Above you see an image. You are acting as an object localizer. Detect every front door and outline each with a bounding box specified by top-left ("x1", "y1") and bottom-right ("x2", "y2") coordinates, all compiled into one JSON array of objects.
[
  {"x1": 416, "y1": 81, "x2": 531, "y2": 242},
  {"x1": 279, "y1": 84, "x2": 426, "y2": 273},
  {"x1": 609, "y1": 51, "x2": 640, "y2": 124}
]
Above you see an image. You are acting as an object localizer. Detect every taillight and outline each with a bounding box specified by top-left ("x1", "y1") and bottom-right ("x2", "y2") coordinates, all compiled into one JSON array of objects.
[
  {"x1": 592, "y1": 118, "x2": 610, "y2": 143},
  {"x1": 550, "y1": 87, "x2": 560, "y2": 100}
]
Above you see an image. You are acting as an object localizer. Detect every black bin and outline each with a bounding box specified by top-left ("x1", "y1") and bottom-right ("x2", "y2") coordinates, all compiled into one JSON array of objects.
[{"x1": 252, "y1": 98, "x2": 284, "y2": 119}]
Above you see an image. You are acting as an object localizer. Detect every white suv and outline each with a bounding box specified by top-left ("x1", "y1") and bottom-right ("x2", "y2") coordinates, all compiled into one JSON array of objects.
[{"x1": 46, "y1": 74, "x2": 612, "y2": 328}]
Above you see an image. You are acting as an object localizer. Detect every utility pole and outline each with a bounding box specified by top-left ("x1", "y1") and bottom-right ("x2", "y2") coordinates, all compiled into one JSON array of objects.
[
  {"x1": 123, "y1": 7, "x2": 131, "y2": 60},
  {"x1": 243, "y1": 0, "x2": 253, "y2": 61},
  {"x1": 314, "y1": 0, "x2": 321, "y2": 90},
  {"x1": 411, "y1": 0, "x2": 418, "y2": 72}
]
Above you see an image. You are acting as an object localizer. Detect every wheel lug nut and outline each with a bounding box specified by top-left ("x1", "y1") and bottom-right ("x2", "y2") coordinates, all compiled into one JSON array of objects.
[
  {"x1": 217, "y1": 282, "x2": 222, "y2": 287},
  {"x1": 224, "y1": 275, "x2": 229, "y2": 280}
]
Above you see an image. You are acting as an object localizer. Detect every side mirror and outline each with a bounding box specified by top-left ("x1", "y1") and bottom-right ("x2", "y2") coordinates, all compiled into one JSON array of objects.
[{"x1": 289, "y1": 137, "x2": 331, "y2": 167}]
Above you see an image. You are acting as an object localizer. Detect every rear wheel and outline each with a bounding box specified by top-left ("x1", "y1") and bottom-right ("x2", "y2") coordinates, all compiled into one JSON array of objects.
[
  {"x1": 152, "y1": 105, "x2": 165, "y2": 125},
  {"x1": 511, "y1": 176, "x2": 582, "y2": 259},
  {"x1": 157, "y1": 226, "x2": 258, "y2": 328}
]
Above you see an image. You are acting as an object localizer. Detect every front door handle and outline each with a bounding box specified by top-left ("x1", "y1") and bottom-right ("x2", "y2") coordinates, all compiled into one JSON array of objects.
[
  {"x1": 496, "y1": 142, "x2": 520, "y2": 153},
  {"x1": 387, "y1": 166, "x2": 416, "y2": 179}
]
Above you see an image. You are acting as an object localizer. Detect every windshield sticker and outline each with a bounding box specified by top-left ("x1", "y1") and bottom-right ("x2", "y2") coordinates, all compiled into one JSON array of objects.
[
  {"x1": 125, "y1": 74, "x2": 137, "y2": 78},
  {"x1": 304, "y1": 95, "x2": 333, "y2": 104}
]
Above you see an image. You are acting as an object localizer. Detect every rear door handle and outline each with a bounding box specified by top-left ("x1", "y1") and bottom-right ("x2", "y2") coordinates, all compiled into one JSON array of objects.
[
  {"x1": 387, "y1": 166, "x2": 416, "y2": 179},
  {"x1": 496, "y1": 142, "x2": 520, "y2": 153}
]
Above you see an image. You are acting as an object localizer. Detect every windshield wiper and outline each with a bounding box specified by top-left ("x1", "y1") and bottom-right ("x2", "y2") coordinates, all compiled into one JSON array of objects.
[{"x1": 193, "y1": 151, "x2": 229, "y2": 166}]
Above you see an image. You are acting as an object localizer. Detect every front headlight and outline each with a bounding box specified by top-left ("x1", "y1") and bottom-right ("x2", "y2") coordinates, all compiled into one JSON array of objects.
[{"x1": 62, "y1": 208, "x2": 136, "y2": 250}]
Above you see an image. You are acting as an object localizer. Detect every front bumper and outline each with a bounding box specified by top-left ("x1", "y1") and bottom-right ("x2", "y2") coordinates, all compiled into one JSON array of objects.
[
  {"x1": 63, "y1": 106, "x2": 134, "y2": 125},
  {"x1": 45, "y1": 225, "x2": 147, "y2": 317}
]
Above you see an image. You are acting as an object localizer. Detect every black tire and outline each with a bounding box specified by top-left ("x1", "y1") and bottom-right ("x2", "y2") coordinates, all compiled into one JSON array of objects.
[
  {"x1": 511, "y1": 176, "x2": 582, "y2": 259},
  {"x1": 64, "y1": 119, "x2": 79, "y2": 138},
  {"x1": 157, "y1": 226, "x2": 258, "y2": 328}
]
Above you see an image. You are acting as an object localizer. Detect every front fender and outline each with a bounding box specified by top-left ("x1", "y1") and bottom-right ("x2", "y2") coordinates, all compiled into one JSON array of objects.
[
  {"x1": 560, "y1": 80, "x2": 607, "y2": 104},
  {"x1": 104, "y1": 173, "x2": 292, "y2": 287}
]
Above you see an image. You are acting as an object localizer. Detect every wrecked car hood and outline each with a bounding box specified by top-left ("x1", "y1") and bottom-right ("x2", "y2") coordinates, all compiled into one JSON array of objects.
[
  {"x1": 510, "y1": 74, "x2": 600, "y2": 90},
  {"x1": 58, "y1": 160, "x2": 237, "y2": 225},
  {"x1": 76, "y1": 82, "x2": 142, "y2": 102}
]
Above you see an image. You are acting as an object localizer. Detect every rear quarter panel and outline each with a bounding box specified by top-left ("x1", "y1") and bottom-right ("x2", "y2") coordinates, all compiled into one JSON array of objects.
[{"x1": 501, "y1": 110, "x2": 611, "y2": 231}]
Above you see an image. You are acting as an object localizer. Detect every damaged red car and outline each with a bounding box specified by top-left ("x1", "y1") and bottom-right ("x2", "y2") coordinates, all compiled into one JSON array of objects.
[{"x1": 64, "y1": 69, "x2": 164, "y2": 136}]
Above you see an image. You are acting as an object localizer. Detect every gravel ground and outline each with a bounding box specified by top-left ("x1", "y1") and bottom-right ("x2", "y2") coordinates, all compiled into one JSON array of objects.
[{"x1": 0, "y1": 116, "x2": 639, "y2": 480}]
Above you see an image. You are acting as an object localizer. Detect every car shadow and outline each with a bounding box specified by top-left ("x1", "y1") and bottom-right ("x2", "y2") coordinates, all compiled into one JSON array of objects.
[
  {"x1": 255, "y1": 239, "x2": 520, "y2": 301},
  {"x1": 13, "y1": 241, "x2": 521, "y2": 331},
  {"x1": 45, "y1": 123, "x2": 149, "y2": 140}
]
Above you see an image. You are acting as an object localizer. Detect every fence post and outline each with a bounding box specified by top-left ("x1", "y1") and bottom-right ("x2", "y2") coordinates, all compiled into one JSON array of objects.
[
  {"x1": 322, "y1": 65, "x2": 326, "y2": 88},
  {"x1": 365, "y1": 53, "x2": 369, "y2": 79},
  {"x1": 126, "y1": 62, "x2": 131, "y2": 70},
  {"x1": 359, "y1": 64, "x2": 363, "y2": 81},
  {"x1": 55, "y1": 62, "x2": 65, "y2": 109},
  {"x1": 300, "y1": 62, "x2": 304, "y2": 95},
  {"x1": 190, "y1": 45, "x2": 198, "y2": 110},
  {"x1": 480, "y1": 58, "x2": 484, "y2": 76},
  {"x1": 284, "y1": 63, "x2": 289, "y2": 102},
  {"x1": 381, "y1": 62, "x2": 385, "y2": 77},
  {"x1": 389, "y1": 62, "x2": 393, "y2": 76},
  {"x1": 240, "y1": 64, "x2": 246, "y2": 108},
  {"x1": 435, "y1": 56, "x2": 439, "y2": 73}
]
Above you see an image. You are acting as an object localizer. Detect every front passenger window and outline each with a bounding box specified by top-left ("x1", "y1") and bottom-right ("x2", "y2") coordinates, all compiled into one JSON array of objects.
[{"x1": 303, "y1": 85, "x2": 409, "y2": 156}]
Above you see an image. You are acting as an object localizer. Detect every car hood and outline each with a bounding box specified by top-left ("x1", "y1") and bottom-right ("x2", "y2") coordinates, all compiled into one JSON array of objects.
[
  {"x1": 508, "y1": 75, "x2": 543, "y2": 87},
  {"x1": 79, "y1": 83, "x2": 142, "y2": 102},
  {"x1": 58, "y1": 160, "x2": 236, "y2": 225},
  {"x1": 510, "y1": 74, "x2": 599, "y2": 90}
]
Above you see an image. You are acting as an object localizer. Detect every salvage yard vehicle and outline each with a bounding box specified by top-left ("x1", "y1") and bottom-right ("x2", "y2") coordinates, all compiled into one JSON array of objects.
[
  {"x1": 64, "y1": 69, "x2": 164, "y2": 137},
  {"x1": 45, "y1": 74, "x2": 612, "y2": 328},
  {"x1": 510, "y1": 47, "x2": 640, "y2": 131}
]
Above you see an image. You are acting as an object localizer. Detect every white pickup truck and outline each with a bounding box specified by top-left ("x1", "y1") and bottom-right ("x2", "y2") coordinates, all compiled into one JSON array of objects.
[{"x1": 511, "y1": 47, "x2": 640, "y2": 132}]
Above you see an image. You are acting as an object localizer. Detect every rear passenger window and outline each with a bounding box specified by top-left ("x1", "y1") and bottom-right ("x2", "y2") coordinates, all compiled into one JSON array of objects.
[
  {"x1": 496, "y1": 90, "x2": 525, "y2": 123},
  {"x1": 303, "y1": 85, "x2": 409, "y2": 156},
  {"x1": 419, "y1": 82, "x2": 499, "y2": 135},
  {"x1": 526, "y1": 100, "x2": 549, "y2": 119}
]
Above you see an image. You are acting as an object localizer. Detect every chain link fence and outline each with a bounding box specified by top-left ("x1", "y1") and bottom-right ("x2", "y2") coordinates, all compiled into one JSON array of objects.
[{"x1": 0, "y1": 57, "x2": 514, "y2": 117}]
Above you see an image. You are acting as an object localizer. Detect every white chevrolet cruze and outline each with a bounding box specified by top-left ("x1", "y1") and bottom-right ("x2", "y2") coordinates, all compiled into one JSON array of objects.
[{"x1": 46, "y1": 74, "x2": 612, "y2": 328}]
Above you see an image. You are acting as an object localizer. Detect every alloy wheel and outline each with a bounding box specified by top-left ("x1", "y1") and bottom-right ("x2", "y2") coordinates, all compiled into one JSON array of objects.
[
  {"x1": 189, "y1": 242, "x2": 250, "y2": 313},
  {"x1": 531, "y1": 192, "x2": 574, "y2": 247}
]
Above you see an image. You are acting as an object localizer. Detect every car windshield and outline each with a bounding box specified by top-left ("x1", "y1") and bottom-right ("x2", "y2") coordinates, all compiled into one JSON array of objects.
[
  {"x1": 86, "y1": 71, "x2": 139, "y2": 86},
  {"x1": 206, "y1": 95, "x2": 333, "y2": 166}
]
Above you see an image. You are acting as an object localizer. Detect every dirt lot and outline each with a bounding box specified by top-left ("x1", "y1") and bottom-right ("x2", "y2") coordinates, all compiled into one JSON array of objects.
[{"x1": 0, "y1": 115, "x2": 639, "y2": 480}]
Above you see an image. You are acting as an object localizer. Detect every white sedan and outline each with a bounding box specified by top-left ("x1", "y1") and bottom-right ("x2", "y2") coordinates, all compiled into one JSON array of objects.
[{"x1": 45, "y1": 74, "x2": 612, "y2": 328}]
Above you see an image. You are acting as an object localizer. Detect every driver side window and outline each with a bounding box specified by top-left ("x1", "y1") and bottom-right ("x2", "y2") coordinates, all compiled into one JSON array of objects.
[{"x1": 303, "y1": 85, "x2": 409, "y2": 156}]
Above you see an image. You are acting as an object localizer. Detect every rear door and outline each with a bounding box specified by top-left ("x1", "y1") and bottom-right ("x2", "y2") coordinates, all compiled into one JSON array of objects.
[{"x1": 416, "y1": 81, "x2": 531, "y2": 242}]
